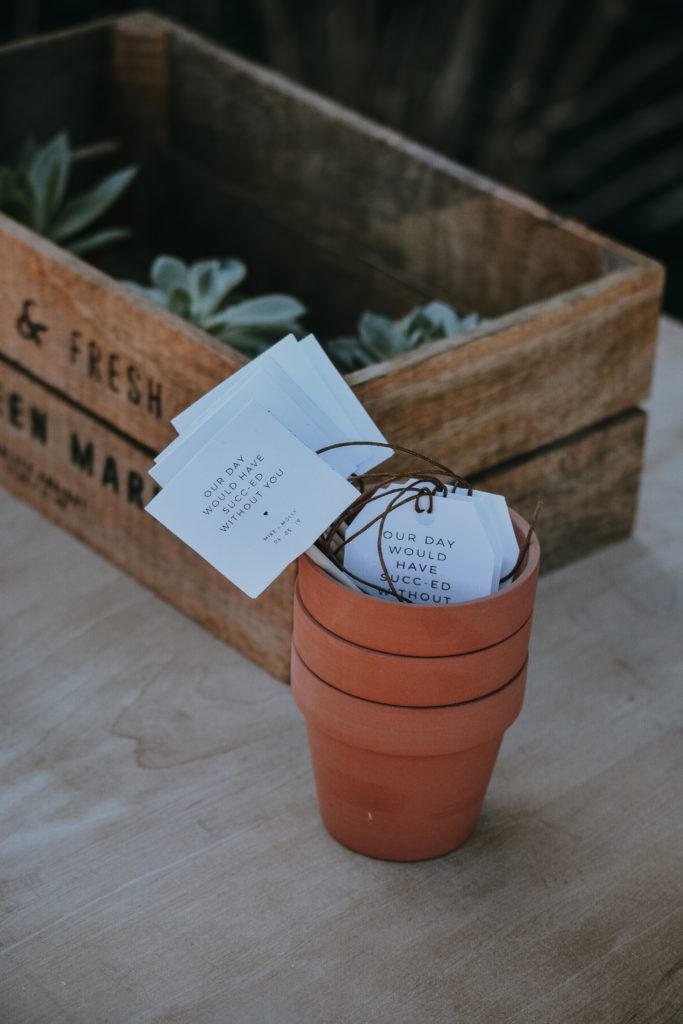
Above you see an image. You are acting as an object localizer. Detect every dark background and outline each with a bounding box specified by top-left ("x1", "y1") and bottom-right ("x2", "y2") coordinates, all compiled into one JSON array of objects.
[{"x1": 2, "y1": 0, "x2": 682, "y2": 314}]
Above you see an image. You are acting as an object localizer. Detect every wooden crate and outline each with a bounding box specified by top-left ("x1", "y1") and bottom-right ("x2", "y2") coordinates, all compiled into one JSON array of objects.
[{"x1": 0, "y1": 13, "x2": 663, "y2": 680}]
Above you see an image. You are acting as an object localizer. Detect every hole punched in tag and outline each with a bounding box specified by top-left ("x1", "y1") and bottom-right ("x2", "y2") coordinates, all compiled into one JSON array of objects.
[{"x1": 315, "y1": 441, "x2": 541, "y2": 603}]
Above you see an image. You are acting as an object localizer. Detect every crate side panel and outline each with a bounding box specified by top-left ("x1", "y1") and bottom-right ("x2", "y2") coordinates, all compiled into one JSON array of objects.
[
  {"x1": 0, "y1": 350, "x2": 646, "y2": 682},
  {"x1": 474, "y1": 410, "x2": 647, "y2": 572},
  {"x1": 354, "y1": 272, "x2": 661, "y2": 476},
  {"x1": 0, "y1": 358, "x2": 293, "y2": 680},
  {"x1": 0, "y1": 22, "x2": 114, "y2": 158},
  {"x1": 0, "y1": 372, "x2": 647, "y2": 684},
  {"x1": 0, "y1": 216, "x2": 244, "y2": 451},
  {"x1": 166, "y1": 27, "x2": 606, "y2": 317},
  {"x1": 163, "y1": 152, "x2": 430, "y2": 336}
]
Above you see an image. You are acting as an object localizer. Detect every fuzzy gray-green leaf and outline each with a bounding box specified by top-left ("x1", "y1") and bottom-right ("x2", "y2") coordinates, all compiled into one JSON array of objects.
[
  {"x1": 326, "y1": 300, "x2": 480, "y2": 372},
  {"x1": 50, "y1": 165, "x2": 137, "y2": 241},
  {"x1": 26, "y1": 133, "x2": 71, "y2": 232},
  {"x1": 150, "y1": 255, "x2": 188, "y2": 294},
  {"x1": 208, "y1": 294, "x2": 306, "y2": 330},
  {"x1": 122, "y1": 281, "x2": 167, "y2": 305},
  {"x1": 324, "y1": 336, "x2": 365, "y2": 373},
  {"x1": 67, "y1": 226, "x2": 131, "y2": 255},
  {"x1": 188, "y1": 259, "x2": 247, "y2": 319},
  {"x1": 422, "y1": 300, "x2": 460, "y2": 335},
  {"x1": 212, "y1": 327, "x2": 278, "y2": 358}
]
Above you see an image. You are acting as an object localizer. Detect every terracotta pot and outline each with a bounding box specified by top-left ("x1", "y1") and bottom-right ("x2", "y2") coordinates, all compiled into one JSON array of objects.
[
  {"x1": 297, "y1": 509, "x2": 540, "y2": 656},
  {"x1": 291, "y1": 507, "x2": 540, "y2": 860},
  {"x1": 293, "y1": 582, "x2": 532, "y2": 705},
  {"x1": 291, "y1": 647, "x2": 527, "y2": 861}
]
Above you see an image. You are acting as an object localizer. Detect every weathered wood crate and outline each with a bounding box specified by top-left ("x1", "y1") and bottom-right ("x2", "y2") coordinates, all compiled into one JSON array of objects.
[{"x1": 0, "y1": 13, "x2": 664, "y2": 679}]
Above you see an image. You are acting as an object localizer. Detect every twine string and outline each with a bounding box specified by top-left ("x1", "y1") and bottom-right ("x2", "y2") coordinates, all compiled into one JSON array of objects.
[
  {"x1": 332, "y1": 483, "x2": 441, "y2": 554},
  {"x1": 375, "y1": 481, "x2": 437, "y2": 601},
  {"x1": 316, "y1": 440, "x2": 472, "y2": 492},
  {"x1": 499, "y1": 500, "x2": 543, "y2": 583},
  {"x1": 314, "y1": 441, "x2": 540, "y2": 599}
]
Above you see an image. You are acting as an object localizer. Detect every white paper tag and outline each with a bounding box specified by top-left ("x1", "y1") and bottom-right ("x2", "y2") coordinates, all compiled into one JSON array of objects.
[
  {"x1": 269, "y1": 334, "x2": 359, "y2": 439},
  {"x1": 342, "y1": 484, "x2": 495, "y2": 605},
  {"x1": 452, "y1": 490, "x2": 503, "y2": 592},
  {"x1": 454, "y1": 486, "x2": 518, "y2": 587},
  {"x1": 146, "y1": 402, "x2": 358, "y2": 598},
  {"x1": 296, "y1": 334, "x2": 391, "y2": 473},
  {"x1": 170, "y1": 350, "x2": 262, "y2": 436},
  {"x1": 151, "y1": 362, "x2": 352, "y2": 487},
  {"x1": 169, "y1": 333, "x2": 392, "y2": 477}
]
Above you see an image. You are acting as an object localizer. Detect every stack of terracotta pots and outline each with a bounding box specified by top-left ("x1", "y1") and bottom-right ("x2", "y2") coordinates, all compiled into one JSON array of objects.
[{"x1": 291, "y1": 509, "x2": 541, "y2": 861}]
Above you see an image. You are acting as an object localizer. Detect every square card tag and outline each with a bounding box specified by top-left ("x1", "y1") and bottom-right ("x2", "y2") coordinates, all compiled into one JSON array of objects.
[
  {"x1": 150, "y1": 362, "x2": 351, "y2": 487},
  {"x1": 167, "y1": 335, "x2": 362, "y2": 478},
  {"x1": 342, "y1": 484, "x2": 495, "y2": 605},
  {"x1": 170, "y1": 332, "x2": 393, "y2": 476},
  {"x1": 268, "y1": 333, "x2": 382, "y2": 475},
  {"x1": 170, "y1": 347, "x2": 265, "y2": 436},
  {"x1": 169, "y1": 334, "x2": 342, "y2": 447},
  {"x1": 268, "y1": 334, "x2": 359, "y2": 438},
  {"x1": 453, "y1": 487, "x2": 519, "y2": 586},
  {"x1": 146, "y1": 401, "x2": 358, "y2": 598},
  {"x1": 169, "y1": 340, "x2": 348, "y2": 456},
  {"x1": 398, "y1": 479, "x2": 521, "y2": 592},
  {"x1": 401, "y1": 478, "x2": 501, "y2": 592}
]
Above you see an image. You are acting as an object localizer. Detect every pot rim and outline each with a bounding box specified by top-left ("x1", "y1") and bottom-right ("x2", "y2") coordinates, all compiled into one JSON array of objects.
[
  {"x1": 303, "y1": 507, "x2": 540, "y2": 612},
  {"x1": 294, "y1": 643, "x2": 529, "y2": 710},
  {"x1": 295, "y1": 579, "x2": 533, "y2": 660},
  {"x1": 293, "y1": 581, "x2": 532, "y2": 705},
  {"x1": 291, "y1": 647, "x2": 528, "y2": 755}
]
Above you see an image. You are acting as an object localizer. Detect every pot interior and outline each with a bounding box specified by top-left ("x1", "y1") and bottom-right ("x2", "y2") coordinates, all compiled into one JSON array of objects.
[{"x1": 0, "y1": 17, "x2": 636, "y2": 343}]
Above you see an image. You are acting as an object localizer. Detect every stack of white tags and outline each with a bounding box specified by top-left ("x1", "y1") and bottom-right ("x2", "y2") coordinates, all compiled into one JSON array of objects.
[
  {"x1": 146, "y1": 334, "x2": 391, "y2": 598},
  {"x1": 343, "y1": 479, "x2": 519, "y2": 606}
]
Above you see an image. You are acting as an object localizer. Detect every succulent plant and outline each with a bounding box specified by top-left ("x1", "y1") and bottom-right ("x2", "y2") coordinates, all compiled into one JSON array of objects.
[
  {"x1": 0, "y1": 133, "x2": 137, "y2": 255},
  {"x1": 326, "y1": 301, "x2": 480, "y2": 373},
  {"x1": 125, "y1": 255, "x2": 307, "y2": 357}
]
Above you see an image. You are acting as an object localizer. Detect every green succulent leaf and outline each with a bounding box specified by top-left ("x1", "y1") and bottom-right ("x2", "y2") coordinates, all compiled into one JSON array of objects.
[
  {"x1": 324, "y1": 336, "x2": 364, "y2": 374},
  {"x1": 207, "y1": 294, "x2": 306, "y2": 330},
  {"x1": 421, "y1": 300, "x2": 459, "y2": 335},
  {"x1": 16, "y1": 136, "x2": 39, "y2": 172},
  {"x1": 0, "y1": 161, "x2": 30, "y2": 222},
  {"x1": 122, "y1": 281, "x2": 167, "y2": 305},
  {"x1": 68, "y1": 226, "x2": 132, "y2": 256},
  {"x1": 0, "y1": 133, "x2": 138, "y2": 256},
  {"x1": 211, "y1": 328, "x2": 279, "y2": 359},
  {"x1": 50, "y1": 165, "x2": 137, "y2": 242},
  {"x1": 166, "y1": 286, "x2": 192, "y2": 318},
  {"x1": 25, "y1": 132, "x2": 70, "y2": 233},
  {"x1": 326, "y1": 301, "x2": 480, "y2": 372},
  {"x1": 0, "y1": 167, "x2": 15, "y2": 207},
  {"x1": 187, "y1": 258, "x2": 246, "y2": 320},
  {"x1": 124, "y1": 255, "x2": 307, "y2": 357},
  {"x1": 150, "y1": 255, "x2": 188, "y2": 294}
]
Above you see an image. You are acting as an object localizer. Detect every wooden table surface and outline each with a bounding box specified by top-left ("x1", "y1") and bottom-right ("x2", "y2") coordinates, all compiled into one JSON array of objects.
[{"x1": 1, "y1": 321, "x2": 682, "y2": 1024}]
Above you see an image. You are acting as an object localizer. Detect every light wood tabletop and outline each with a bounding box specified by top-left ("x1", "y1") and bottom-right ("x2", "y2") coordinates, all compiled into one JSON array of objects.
[{"x1": 1, "y1": 320, "x2": 681, "y2": 1024}]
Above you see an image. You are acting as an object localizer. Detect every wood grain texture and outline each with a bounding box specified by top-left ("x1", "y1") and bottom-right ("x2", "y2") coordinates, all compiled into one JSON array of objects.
[
  {"x1": 0, "y1": 356, "x2": 293, "y2": 680},
  {"x1": 353, "y1": 265, "x2": 661, "y2": 475},
  {"x1": 0, "y1": 15, "x2": 664, "y2": 463},
  {"x1": 0, "y1": 18, "x2": 113, "y2": 159},
  {"x1": 0, "y1": 14, "x2": 664, "y2": 678},
  {"x1": 0, "y1": 214, "x2": 245, "y2": 452},
  {"x1": 112, "y1": 13, "x2": 169, "y2": 152},
  {"x1": 0, "y1": 318, "x2": 680, "y2": 1023},
  {"x1": 0, "y1": 344, "x2": 647, "y2": 678},
  {"x1": 1, "y1": 206, "x2": 660, "y2": 476},
  {"x1": 164, "y1": 148, "x2": 431, "y2": 336},
  {"x1": 473, "y1": 408, "x2": 646, "y2": 571}
]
